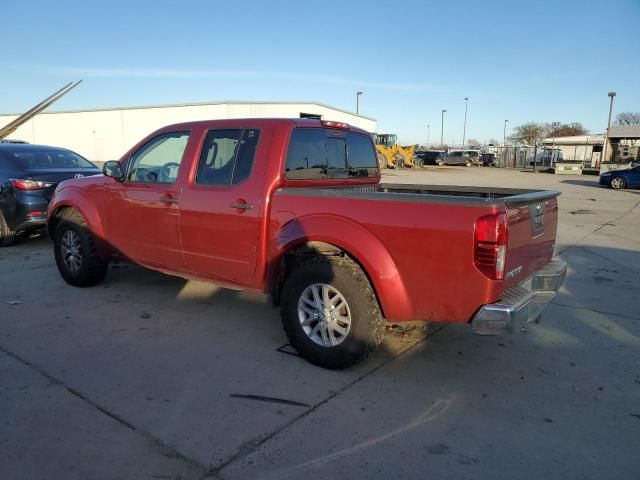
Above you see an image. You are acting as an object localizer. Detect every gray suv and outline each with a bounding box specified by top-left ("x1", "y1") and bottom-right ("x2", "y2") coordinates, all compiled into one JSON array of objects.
[{"x1": 437, "y1": 150, "x2": 481, "y2": 167}]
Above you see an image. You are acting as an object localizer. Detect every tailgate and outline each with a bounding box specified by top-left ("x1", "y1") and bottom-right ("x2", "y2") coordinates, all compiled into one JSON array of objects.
[{"x1": 503, "y1": 192, "x2": 559, "y2": 289}]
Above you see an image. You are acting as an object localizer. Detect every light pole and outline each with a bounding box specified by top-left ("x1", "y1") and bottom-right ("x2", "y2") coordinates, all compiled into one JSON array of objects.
[
  {"x1": 601, "y1": 91, "x2": 616, "y2": 167},
  {"x1": 503, "y1": 119, "x2": 509, "y2": 146},
  {"x1": 426, "y1": 124, "x2": 430, "y2": 147},
  {"x1": 503, "y1": 119, "x2": 509, "y2": 168},
  {"x1": 356, "y1": 91, "x2": 363, "y2": 114},
  {"x1": 462, "y1": 97, "x2": 469, "y2": 148},
  {"x1": 441, "y1": 109, "x2": 447, "y2": 147}
]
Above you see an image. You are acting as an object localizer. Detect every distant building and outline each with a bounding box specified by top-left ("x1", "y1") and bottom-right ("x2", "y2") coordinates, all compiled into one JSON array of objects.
[
  {"x1": 542, "y1": 134, "x2": 604, "y2": 167},
  {"x1": 606, "y1": 125, "x2": 640, "y2": 163},
  {"x1": 0, "y1": 101, "x2": 377, "y2": 162}
]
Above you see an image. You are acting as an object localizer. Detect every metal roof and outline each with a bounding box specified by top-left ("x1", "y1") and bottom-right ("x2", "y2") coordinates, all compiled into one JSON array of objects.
[
  {"x1": 0, "y1": 100, "x2": 376, "y2": 122},
  {"x1": 543, "y1": 134, "x2": 604, "y2": 145},
  {"x1": 608, "y1": 125, "x2": 640, "y2": 139}
]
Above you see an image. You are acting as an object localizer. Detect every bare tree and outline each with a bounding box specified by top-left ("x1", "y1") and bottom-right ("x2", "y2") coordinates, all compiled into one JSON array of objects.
[
  {"x1": 487, "y1": 138, "x2": 500, "y2": 146},
  {"x1": 615, "y1": 112, "x2": 640, "y2": 125},
  {"x1": 466, "y1": 138, "x2": 481, "y2": 147},
  {"x1": 546, "y1": 121, "x2": 588, "y2": 137},
  {"x1": 509, "y1": 122, "x2": 546, "y2": 146}
]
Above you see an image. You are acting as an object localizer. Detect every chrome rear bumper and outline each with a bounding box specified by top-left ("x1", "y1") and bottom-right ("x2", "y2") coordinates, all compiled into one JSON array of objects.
[{"x1": 471, "y1": 259, "x2": 567, "y2": 335}]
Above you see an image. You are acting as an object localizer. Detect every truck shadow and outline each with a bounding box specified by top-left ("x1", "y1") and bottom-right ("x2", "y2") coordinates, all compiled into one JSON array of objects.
[
  {"x1": 89, "y1": 228, "x2": 640, "y2": 373},
  {"x1": 560, "y1": 179, "x2": 602, "y2": 188},
  {"x1": 561, "y1": 178, "x2": 640, "y2": 195}
]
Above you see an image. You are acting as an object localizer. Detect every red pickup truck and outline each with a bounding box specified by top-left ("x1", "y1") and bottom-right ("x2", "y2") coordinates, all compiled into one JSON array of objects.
[{"x1": 47, "y1": 118, "x2": 566, "y2": 369}]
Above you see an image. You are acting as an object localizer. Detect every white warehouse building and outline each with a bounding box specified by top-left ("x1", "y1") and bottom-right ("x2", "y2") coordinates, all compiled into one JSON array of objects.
[{"x1": 0, "y1": 101, "x2": 377, "y2": 162}]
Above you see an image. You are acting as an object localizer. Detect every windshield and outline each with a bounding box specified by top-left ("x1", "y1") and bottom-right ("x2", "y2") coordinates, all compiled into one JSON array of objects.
[
  {"x1": 374, "y1": 134, "x2": 397, "y2": 147},
  {"x1": 9, "y1": 149, "x2": 95, "y2": 170}
]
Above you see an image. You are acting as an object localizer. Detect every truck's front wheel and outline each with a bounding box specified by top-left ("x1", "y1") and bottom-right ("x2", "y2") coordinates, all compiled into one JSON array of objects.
[
  {"x1": 280, "y1": 256, "x2": 385, "y2": 369},
  {"x1": 53, "y1": 209, "x2": 109, "y2": 287}
]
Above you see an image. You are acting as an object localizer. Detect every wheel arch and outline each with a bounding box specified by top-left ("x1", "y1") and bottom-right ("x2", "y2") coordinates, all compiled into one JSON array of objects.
[
  {"x1": 47, "y1": 188, "x2": 108, "y2": 256},
  {"x1": 270, "y1": 215, "x2": 414, "y2": 321}
]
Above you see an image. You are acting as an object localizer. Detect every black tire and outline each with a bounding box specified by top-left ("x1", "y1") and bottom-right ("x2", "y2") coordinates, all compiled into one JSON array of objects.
[
  {"x1": 437, "y1": 160, "x2": 445, "y2": 166},
  {"x1": 393, "y1": 153, "x2": 405, "y2": 169},
  {"x1": 610, "y1": 177, "x2": 626, "y2": 190},
  {"x1": 53, "y1": 209, "x2": 108, "y2": 287},
  {"x1": 280, "y1": 256, "x2": 385, "y2": 369},
  {"x1": 0, "y1": 211, "x2": 17, "y2": 247}
]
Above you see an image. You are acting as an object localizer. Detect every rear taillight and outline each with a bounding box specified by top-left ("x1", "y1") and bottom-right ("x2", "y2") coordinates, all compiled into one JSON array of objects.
[
  {"x1": 474, "y1": 212, "x2": 508, "y2": 280},
  {"x1": 321, "y1": 120, "x2": 350, "y2": 129},
  {"x1": 9, "y1": 179, "x2": 53, "y2": 190}
]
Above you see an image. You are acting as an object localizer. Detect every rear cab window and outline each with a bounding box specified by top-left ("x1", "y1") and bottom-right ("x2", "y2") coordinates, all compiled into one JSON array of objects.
[{"x1": 285, "y1": 128, "x2": 378, "y2": 179}]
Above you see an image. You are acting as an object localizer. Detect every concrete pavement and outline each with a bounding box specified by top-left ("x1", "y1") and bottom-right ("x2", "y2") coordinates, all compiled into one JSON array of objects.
[{"x1": 1, "y1": 167, "x2": 639, "y2": 479}]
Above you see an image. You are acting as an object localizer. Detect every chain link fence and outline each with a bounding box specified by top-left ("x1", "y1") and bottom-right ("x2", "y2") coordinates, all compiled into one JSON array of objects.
[{"x1": 488, "y1": 146, "x2": 569, "y2": 170}]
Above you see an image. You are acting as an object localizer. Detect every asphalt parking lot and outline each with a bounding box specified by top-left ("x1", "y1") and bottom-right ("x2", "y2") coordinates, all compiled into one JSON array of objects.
[{"x1": 1, "y1": 167, "x2": 639, "y2": 480}]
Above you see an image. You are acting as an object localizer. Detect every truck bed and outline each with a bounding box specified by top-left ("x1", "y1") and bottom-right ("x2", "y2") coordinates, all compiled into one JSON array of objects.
[
  {"x1": 272, "y1": 183, "x2": 559, "y2": 323},
  {"x1": 277, "y1": 183, "x2": 560, "y2": 207}
]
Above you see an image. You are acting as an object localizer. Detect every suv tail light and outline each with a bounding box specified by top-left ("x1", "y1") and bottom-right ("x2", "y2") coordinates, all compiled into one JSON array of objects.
[
  {"x1": 474, "y1": 212, "x2": 508, "y2": 280},
  {"x1": 321, "y1": 120, "x2": 350, "y2": 130},
  {"x1": 9, "y1": 179, "x2": 53, "y2": 190}
]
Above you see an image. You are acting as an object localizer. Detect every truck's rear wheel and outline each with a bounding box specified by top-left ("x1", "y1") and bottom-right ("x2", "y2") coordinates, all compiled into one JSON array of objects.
[
  {"x1": 0, "y1": 212, "x2": 17, "y2": 247},
  {"x1": 280, "y1": 256, "x2": 385, "y2": 369},
  {"x1": 53, "y1": 209, "x2": 109, "y2": 287}
]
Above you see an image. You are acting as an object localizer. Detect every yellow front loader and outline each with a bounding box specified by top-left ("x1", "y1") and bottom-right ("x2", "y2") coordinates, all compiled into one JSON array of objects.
[{"x1": 373, "y1": 134, "x2": 417, "y2": 169}]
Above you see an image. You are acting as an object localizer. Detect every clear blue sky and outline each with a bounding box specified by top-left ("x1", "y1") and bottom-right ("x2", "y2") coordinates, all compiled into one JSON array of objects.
[{"x1": 1, "y1": 0, "x2": 639, "y2": 144}]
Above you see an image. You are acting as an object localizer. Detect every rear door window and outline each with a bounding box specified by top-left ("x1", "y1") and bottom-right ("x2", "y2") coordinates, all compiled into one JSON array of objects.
[{"x1": 196, "y1": 128, "x2": 260, "y2": 186}]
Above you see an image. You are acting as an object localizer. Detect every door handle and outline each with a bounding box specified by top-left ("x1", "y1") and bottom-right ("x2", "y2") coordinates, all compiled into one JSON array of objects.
[{"x1": 230, "y1": 202, "x2": 253, "y2": 210}]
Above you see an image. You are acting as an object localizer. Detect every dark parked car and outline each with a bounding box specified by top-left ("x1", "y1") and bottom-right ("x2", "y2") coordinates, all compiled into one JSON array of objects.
[
  {"x1": 480, "y1": 153, "x2": 497, "y2": 166},
  {"x1": 413, "y1": 150, "x2": 446, "y2": 166},
  {"x1": 437, "y1": 150, "x2": 481, "y2": 167},
  {"x1": 599, "y1": 165, "x2": 640, "y2": 190},
  {"x1": 0, "y1": 144, "x2": 101, "y2": 246}
]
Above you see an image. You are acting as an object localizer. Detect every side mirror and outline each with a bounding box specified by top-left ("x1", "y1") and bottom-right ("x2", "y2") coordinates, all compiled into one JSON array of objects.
[{"x1": 103, "y1": 161, "x2": 123, "y2": 181}]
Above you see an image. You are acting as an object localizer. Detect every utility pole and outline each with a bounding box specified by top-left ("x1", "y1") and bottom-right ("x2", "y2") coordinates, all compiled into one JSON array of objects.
[
  {"x1": 503, "y1": 119, "x2": 509, "y2": 168},
  {"x1": 427, "y1": 124, "x2": 430, "y2": 147},
  {"x1": 462, "y1": 97, "x2": 469, "y2": 148},
  {"x1": 503, "y1": 119, "x2": 509, "y2": 146},
  {"x1": 601, "y1": 91, "x2": 616, "y2": 167},
  {"x1": 356, "y1": 91, "x2": 363, "y2": 114},
  {"x1": 441, "y1": 109, "x2": 447, "y2": 147}
]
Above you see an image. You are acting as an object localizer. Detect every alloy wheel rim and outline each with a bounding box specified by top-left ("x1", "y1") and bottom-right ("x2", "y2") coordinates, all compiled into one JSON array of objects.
[
  {"x1": 61, "y1": 230, "x2": 83, "y2": 273},
  {"x1": 297, "y1": 283, "x2": 352, "y2": 347},
  {"x1": 612, "y1": 178, "x2": 623, "y2": 188}
]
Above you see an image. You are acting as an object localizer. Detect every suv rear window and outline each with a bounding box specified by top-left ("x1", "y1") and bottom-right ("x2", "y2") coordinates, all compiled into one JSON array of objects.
[
  {"x1": 285, "y1": 128, "x2": 377, "y2": 179},
  {"x1": 9, "y1": 149, "x2": 95, "y2": 170}
]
